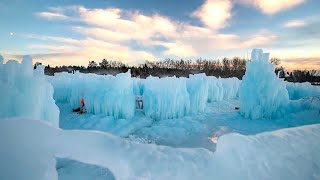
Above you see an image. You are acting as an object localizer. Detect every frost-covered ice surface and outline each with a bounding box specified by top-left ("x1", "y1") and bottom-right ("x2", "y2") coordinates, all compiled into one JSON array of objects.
[
  {"x1": 286, "y1": 81, "x2": 320, "y2": 100},
  {"x1": 56, "y1": 158, "x2": 115, "y2": 180},
  {"x1": 48, "y1": 71, "x2": 135, "y2": 119},
  {"x1": 0, "y1": 56, "x2": 59, "y2": 126},
  {"x1": 1, "y1": 118, "x2": 320, "y2": 180},
  {"x1": 143, "y1": 76, "x2": 190, "y2": 120},
  {"x1": 1, "y1": 49, "x2": 320, "y2": 180},
  {"x1": 240, "y1": 49, "x2": 289, "y2": 119},
  {"x1": 58, "y1": 97, "x2": 320, "y2": 151}
]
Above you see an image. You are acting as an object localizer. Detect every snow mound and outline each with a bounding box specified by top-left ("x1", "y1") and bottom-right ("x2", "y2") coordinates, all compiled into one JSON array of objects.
[
  {"x1": 213, "y1": 124, "x2": 320, "y2": 179},
  {"x1": 1, "y1": 118, "x2": 320, "y2": 180},
  {"x1": 286, "y1": 82, "x2": 320, "y2": 100},
  {"x1": 239, "y1": 49, "x2": 289, "y2": 119},
  {"x1": 0, "y1": 56, "x2": 59, "y2": 126},
  {"x1": 48, "y1": 71, "x2": 135, "y2": 119}
]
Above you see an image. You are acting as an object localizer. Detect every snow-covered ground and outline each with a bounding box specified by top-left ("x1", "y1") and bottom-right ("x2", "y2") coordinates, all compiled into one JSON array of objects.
[
  {"x1": 1, "y1": 118, "x2": 320, "y2": 180},
  {"x1": 59, "y1": 98, "x2": 320, "y2": 151}
]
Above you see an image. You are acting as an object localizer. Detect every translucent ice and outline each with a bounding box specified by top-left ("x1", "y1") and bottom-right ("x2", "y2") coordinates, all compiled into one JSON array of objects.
[
  {"x1": 48, "y1": 71, "x2": 135, "y2": 119},
  {"x1": 187, "y1": 73, "x2": 208, "y2": 114},
  {"x1": 207, "y1": 76, "x2": 240, "y2": 102},
  {"x1": 143, "y1": 76, "x2": 190, "y2": 120},
  {"x1": 0, "y1": 56, "x2": 59, "y2": 126},
  {"x1": 239, "y1": 49, "x2": 289, "y2": 119},
  {"x1": 286, "y1": 82, "x2": 320, "y2": 100}
]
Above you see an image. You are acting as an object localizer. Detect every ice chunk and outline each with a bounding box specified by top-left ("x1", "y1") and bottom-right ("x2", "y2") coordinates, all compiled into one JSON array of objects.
[
  {"x1": 0, "y1": 57, "x2": 59, "y2": 127},
  {"x1": 22, "y1": 55, "x2": 33, "y2": 76},
  {"x1": 250, "y1": 48, "x2": 263, "y2": 61},
  {"x1": 239, "y1": 49, "x2": 289, "y2": 119}
]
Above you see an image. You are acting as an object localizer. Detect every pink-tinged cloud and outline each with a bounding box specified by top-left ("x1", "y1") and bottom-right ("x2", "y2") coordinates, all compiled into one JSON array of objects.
[
  {"x1": 35, "y1": 12, "x2": 70, "y2": 20},
  {"x1": 284, "y1": 20, "x2": 306, "y2": 27},
  {"x1": 237, "y1": 0, "x2": 305, "y2": 14},
  {"x1": 192, "y1": 0, "x2": 232, "y2": 29},
  {"x1": 29, "y1": 3, "x2": 282, "y2": 65}
]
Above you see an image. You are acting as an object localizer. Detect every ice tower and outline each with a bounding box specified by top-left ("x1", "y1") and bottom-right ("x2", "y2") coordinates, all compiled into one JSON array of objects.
[
  {"x1": 239, "y1": 49, "x2": 289, "y2": 119},
  {"x1": 0, "y1": 55, "x2": 59, "y2": 127}
]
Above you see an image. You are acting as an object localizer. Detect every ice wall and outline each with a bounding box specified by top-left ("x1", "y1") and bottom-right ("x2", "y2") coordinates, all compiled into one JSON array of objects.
[
  {"x1": 2, "y1": 118, "x2": 320, "y2": 180},
  {"x1": 187, "y1": 74, "x2": 208, "y2": 114},
  {"x1": 143, "y1": 76, "x2": 190, "y2": 120},
  {"x1": 0, "y1": 56, "x2": 59, "y2": 127},
  {"x1": 207, "y1": 76, "x2": 240, "y2": 102},
  {"x1": 142, "y1": 74, "x2": 241, "y2": 119},
  {"x1": 286, "y1": 82, "x2": 320, "y2": 100},
  {"x1": 239, "y1": 49, "x2": 289, "y2": 119},
  {"x1": 132, "y1": 78, "x2": 144, "y2": 96},
  {"x1": 50, "y1": 71, "x2": 242, "y2": 121},
  {"x1": 49, "y1": 71, "x2": 135, "y2": 119}
]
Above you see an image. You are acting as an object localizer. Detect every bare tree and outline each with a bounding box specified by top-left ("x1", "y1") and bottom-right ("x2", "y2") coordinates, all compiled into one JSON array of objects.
[
  {"x1": 88, "y1": 61, "x2": 98, "y2": 68},
  {"x1": 270, "y1": 58, "x2": 281, "y2": 66}
]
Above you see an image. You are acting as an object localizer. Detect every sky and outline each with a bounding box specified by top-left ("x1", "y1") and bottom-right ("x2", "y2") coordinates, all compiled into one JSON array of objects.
[{"x1": 0, "y1": 0, "x2": 320, "y2": 70}]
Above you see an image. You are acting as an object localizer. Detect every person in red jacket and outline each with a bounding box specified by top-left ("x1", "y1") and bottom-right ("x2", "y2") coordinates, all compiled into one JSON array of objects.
[
  {"x1": 73, "y1": 98, "x2": 85, "y2": 114},
  {"x1": 79, "y1": 98, "x2": 85, "y2": 114}
]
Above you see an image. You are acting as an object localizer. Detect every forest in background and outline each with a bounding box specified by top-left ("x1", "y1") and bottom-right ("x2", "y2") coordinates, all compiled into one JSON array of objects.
[{"x1": 36, "y1": 57, "x2": 320, "y2": 84}]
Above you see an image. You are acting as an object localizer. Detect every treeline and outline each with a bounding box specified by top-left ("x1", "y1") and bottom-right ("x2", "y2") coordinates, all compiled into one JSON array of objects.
[
  {"x1": 41, "y1": 58, "x2": 320, "y2": 83},
  {"x1": 285, "y1": 70, "x2": 320, "y2": 83},
  {"x1": 44, "y1": 57, "x2": 247, "y2": 79}
]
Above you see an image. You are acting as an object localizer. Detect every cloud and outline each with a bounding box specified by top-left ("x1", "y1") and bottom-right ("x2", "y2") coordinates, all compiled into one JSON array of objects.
[
  {"x1": 241, "y1": 35, "x2": 277, "y2": 47},
  {"x1": 236, "y1": 0, "x2": 305, "y2": 14},
  {"x1": 192, "y1": 0, "x2": 232, "y2": 29},
  {"x1": 21, "y1": 36, "x2": 156, "y2": 66},
  {"x1": 284, "y1": 20, "x2": 305, "y2": 27},
  {"x1": 152, "y1": 41, "x2": 198, "y2": 57},
  {"x1": 35, "y1": 12, "x2": 70, "y2": 20},
  {"x1": 29, "y1": 3, "x2": 280, "y2": 65}
]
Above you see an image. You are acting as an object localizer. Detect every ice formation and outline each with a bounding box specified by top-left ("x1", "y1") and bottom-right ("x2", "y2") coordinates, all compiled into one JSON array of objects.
[
  {"x1": 239, "y1": 49, "x2": 289, "y2": 119},
  {"x1": 1, "y1": 118, "x2": 320, "y2": 180},
  {"x1": 139, "y1": 74, "x2": 240, "y2": 120},
  {"x1": 187, "y1": 73, "x2": 208, "y2": 114},
  {"x1": 286, "y1": 82, "x2": 320, "y2": 100},
  {"x1": 48, "y1": 71, "x2": 135, "y2": 119},
  {"x1": 0, "y1": 56, "x2": 59, "y2": 126},
  {"x1": 207, "y1": 76, "x2": 240, "y2": 102},
  {"x1": 132, "y1": 78, "x2": 144, "y2": 96},
  {"x1": 50, "y1": 70, "x2": 243, "y2": 121},
  {"x1": 143, "y1": 76, "x2": 190, "y2": 120}
]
